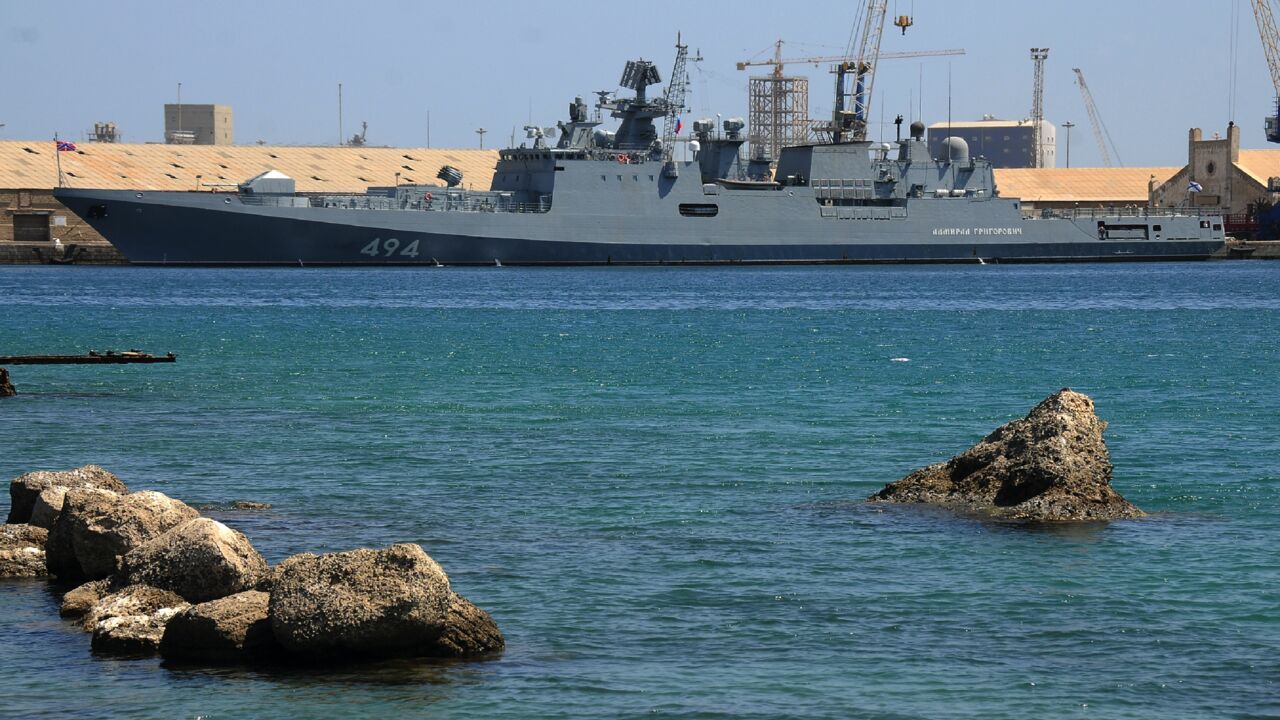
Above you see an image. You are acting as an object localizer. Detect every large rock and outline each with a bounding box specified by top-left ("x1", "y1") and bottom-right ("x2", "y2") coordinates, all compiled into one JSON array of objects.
[
  {"x1": 268, "y1": 543, "x2": 455, "y2": 659},
  {"x1": 60, "y1": 578, "x2": 114, "y2": 618},
  {"x1": 29, "y1": 486, "x2": 69, "y2": 530},
  {"x1": 0, "y1": 524, "x2": 48, "y2": 577},
  {"x1": 431, "y1": 593, "x2": 505, "y2": 658},
  {"x1": 85, "y1": 585, "x2": 189, "y2": 654},
  {"x1": 83, "y1": 584, "x2": 188, "y2": 631},
  {"x1": 46, "y1": 489, "x2": 199, "y2": 581},
  {"x1": 119, "y1": 518, "x2": 267, "y2": 603},
  {"x1": 160, "y1": 590, "x2": 282, "y2": 663},
  {"x1": 0, "y1": 368, "x2": 14, "y2": 397},
  {"x1": 8, "y1": 464, "x2": 125, "y2": 524},
  {"x1": 869, "y1": 389, "x2": 1144, "y2": 521}
]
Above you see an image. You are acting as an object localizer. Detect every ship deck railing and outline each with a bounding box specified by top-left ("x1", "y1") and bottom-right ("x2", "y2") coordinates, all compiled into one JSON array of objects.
[
  {"x1": 237, "y1": 194, "x2": 550, "y2": 214},
  {"x1": 1038, "y1": 206, "x2": 1222, "y2": 220}
]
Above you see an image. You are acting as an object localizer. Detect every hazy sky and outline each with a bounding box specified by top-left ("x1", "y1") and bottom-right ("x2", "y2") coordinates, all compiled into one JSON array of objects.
[{"x1": 0, "y1": 0, "x2": 1271, "y2": 167}]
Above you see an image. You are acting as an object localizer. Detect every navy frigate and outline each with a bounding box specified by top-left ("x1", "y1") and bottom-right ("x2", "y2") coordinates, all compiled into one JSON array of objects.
[{"x1": 55, "y1": 42, "x2": 1224, "y2": 265}]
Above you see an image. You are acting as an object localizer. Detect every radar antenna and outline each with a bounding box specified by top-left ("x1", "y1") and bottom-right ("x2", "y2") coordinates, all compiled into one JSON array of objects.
[{"x1": 620, "y1": 60, "x2": 662, "y2": 102}]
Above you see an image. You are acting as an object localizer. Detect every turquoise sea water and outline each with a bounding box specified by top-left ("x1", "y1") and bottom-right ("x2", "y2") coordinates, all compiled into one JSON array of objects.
[{"x1": 0, "y1": 263, "x2": 1277, "y2": 719}]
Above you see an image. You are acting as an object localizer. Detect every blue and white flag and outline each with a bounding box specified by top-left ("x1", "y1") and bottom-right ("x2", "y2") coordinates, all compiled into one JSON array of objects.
[{"x1": 1188, "y1": 180, "x2": 1203, "y2": 193}]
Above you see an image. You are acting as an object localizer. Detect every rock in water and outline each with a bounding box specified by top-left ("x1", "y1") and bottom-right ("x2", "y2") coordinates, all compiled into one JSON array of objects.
[
  {"x1": 61, "y1": 578, "x2": 114, "y2": 618},
  {"x1": 869, "y1": 389, "x2": 1144, "y2": 521},
  {"x1": 268, "y1": 543, "x2": 455, "y2": 660},
  {"x1": 8, "y1": 464, "x2": 126, "y2": 525},
  {"x1": 29, "y1": 487, "x2": 70, "y2": 530},
  {"x1": 119, "y1": 518, "x2": 268, "y2": 603},
  {"x1": 160, "y1": 590, "x2": 282, "y2": 663},
  {"x1": 0, "y1": 524, "x2": 48, "y2": 578},
  {"x1": 46, "y1": 490, "x2": 200, "y2": 581},
  {"x1": 0, "y1": 368, "x2": 14, "y2": 397},
  {"x1": 84, "y1": 584, "x2": 190, "y2": 655},
  {"x1": 431, "y1": 593, "x2": 505, "y2": 658},
  {"x1": 83, "y1": 584, "x2": 188, "y2": 631}
]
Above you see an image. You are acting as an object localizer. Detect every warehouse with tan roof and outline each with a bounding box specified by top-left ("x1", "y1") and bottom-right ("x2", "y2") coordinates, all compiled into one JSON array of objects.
[{"x1": 0, "y1": 141, "x2": 498, "y2": 262}]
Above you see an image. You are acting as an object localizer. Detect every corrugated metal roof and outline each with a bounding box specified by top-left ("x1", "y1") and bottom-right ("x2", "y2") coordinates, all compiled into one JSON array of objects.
[
  {"x1": 0, "y1": 141, "x2": 498, "y2": 192},
  {"x1": 993, "y1": 167, "x2": 1179, "y2": 203},
  {"x1": 1235, "y1": 149, "x2": 1280, "y2": 186}
]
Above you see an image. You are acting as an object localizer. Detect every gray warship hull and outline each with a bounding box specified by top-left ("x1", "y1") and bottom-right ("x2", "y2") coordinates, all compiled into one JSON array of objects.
[
  {"x1": 55, "y1": 180, "x2": 1223, "y2": 266},
  {"x1": 52, "y1": 45, "x2": 1225, "y2": 266}
]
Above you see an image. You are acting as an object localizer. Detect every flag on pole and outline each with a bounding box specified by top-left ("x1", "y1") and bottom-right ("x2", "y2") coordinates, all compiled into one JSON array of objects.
[
  {"x1": 675, "y1": 116, "x2": 683, "y2": 135},
  {"x1": 1187, "y1": 180, "x2": 1203, "y2": 193},
  {"x1": 56, "y1": 140, "x2": 77, "y2": 152}
]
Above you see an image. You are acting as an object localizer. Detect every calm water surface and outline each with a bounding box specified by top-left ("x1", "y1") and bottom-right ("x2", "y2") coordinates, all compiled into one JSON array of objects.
[{"x1": 0, "y1": 263, "x2": 1277, "y2": 719}]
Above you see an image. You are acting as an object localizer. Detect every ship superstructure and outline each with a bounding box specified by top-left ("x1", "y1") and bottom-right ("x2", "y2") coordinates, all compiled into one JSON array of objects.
[{"x1": 55, "y1": 42, "x2": 1224, "y2": 265}]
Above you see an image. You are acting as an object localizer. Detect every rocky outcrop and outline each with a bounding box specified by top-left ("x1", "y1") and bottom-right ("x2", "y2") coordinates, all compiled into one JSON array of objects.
[
  {"x1": 60, "y1": 578, "x2": 114, "y2": 618},
  {"x1": 431, "y1": 593, "x2": 505, "y2": 658},
  {"x1": 8, "y1": 460, "x2": 505, "y2": 668},
  {"x1": 268, "y1": 543, "x2": 455, "y2": 659},
  {"x1": 7, "y1": 464, "x2": 125, "y2": 525},
  {"x1": 160, "y1": 591, "x2": 282, "y2": 663},
  {"x1": 0, "y1": 368, "x2": 14, "y2": 397},
  {"x1": 119, "y1": 518, "x2": 268, "y2": 603},
  {"x1": 29, "y1": 487, "x2": 69, "y2": 530},
  {"x1": 84, "y1": 585, "x2": 189, "y2": 654},
  {"x1": 46, "y1": 490, "x2": 199, "y2": 581},
  {"x1": 870, "y1": 389, "x2": 1143, "y2": 521},
  {"x1": 0, "y1": 524, "x2": 48, "y2": 577}
]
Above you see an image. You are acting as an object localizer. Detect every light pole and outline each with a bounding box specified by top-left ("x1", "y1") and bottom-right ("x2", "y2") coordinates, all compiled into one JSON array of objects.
[
  {"x1": 1061, "y1": 121, "x2": 1075, "y2": 168},
  {"x1": 476, "y1": 127, "x2": 487, "y2": 149}
]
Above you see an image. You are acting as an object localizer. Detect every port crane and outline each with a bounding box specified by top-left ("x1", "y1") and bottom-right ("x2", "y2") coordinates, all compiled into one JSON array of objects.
[
  {"x1": 841, "y1": 0, "x2": 891, "y2": 142},
  {"x1": 1250, "y1": 0, "x2": 1280, "y2": 142},
  {"x1": 1030, "y1": 48, "x2": 1049, "y2": 168},
  {"x1": 1073, "y1": 67, "x2": 1122, "y2": 167},
  {"x1": 660, "y1": 34, "x2": 695, "y2": 177},
  {"x1": 736, "y1": 40, "x2": 962, "y2": 158},
  {"x1": 735, "y1": 43, "x2": 966, "y2": 76}
]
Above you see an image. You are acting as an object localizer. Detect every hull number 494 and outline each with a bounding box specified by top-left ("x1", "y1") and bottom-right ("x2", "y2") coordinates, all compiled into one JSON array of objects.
[{"x1": 360, "y1": 238, "x2": 420, "y2": 258}]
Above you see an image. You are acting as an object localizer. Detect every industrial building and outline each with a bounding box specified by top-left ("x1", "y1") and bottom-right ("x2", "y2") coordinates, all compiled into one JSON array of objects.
[
  {"x1": 996, "y1": 166, "x2": 1178, "y2": 212},
  {"x1": 1150, "y1": 124, "x2": 1280, "y2": 213},
  {"x1": 927, "y1": 118, "x2": 1057, "y2": 168},
  {"x1": 163, "y1": 104, "x2": 234, "y2": 145}
]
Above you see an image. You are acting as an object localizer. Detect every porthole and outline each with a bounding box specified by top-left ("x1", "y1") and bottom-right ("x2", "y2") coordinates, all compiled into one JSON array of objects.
[
  {"x1": 1206, "y1": 161, "x2": 1216, "y2": 175},
  {"x1": 224, "y1": 198, "x2": 232, "y2": 204},
  {"x1": 135, "y1": 193, "x2": 143, "y2": 198}
]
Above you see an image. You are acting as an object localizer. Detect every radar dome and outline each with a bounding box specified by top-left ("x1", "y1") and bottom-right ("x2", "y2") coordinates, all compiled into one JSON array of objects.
[
  {"x1": 910, "y1": 120, "x2": 925, "y2": 139},
  {"x1": 944, "y1": 136, "x2": 970, "y2": 163}
]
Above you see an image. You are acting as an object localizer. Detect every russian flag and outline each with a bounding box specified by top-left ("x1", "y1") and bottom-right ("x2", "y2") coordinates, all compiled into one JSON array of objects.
[
  {"x1": 56, "y1": 140, "x2": 77, "y2": 152},
  {"x1": 675, "y1": 116, "x2": 683, "y2": 135}
]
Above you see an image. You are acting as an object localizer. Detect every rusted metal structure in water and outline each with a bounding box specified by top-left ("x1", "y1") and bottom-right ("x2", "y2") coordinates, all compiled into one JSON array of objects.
[{"x1": 0, "y1": 350, "x2": 176, "y2": 396}]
